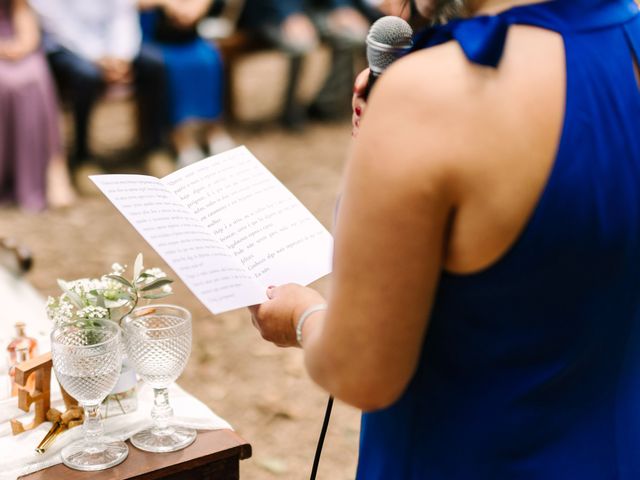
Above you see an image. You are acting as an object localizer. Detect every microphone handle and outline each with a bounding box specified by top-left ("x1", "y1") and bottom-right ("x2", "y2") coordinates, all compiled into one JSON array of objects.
[{"x1": 363, "y1": 69, "x2": 379, "y2": 101}]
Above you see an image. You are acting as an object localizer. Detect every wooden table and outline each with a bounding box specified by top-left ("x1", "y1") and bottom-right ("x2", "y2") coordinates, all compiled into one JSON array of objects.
[{"x1": 20, "y1": 429, "x2": 251, "y2": 480}]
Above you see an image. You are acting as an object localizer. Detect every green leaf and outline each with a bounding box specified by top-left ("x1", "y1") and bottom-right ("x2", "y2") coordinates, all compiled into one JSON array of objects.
[
  {"x1": 105, "y1": 298, "x2": 131, "y2": 308},
  {"x1": 57, "y1": 279, "x2": 84, "y2": 309},
  {"x1": 142, "y1": 291, "x2": 172, "y2": 300},
  {"x1": 140, "y1": 278, "x2": 173, "y2": 292},
  {"x1": 95, "y1": 295, "x2": 106, "y2": 309},
  {"x1": 105, "y1": 274, "x2": 134, "y2": 289},
  {"x1": 104, "y1": 291, "x2": 133, "y2": 302},
  {"x1": 134, "y1": 253, "x2": 144, "y2": 281}
]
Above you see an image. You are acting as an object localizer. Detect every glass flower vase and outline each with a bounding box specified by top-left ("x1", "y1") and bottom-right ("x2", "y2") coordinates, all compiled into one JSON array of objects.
[{"x1": 102, "y1": 355, "x2": 138, "y2": 418}]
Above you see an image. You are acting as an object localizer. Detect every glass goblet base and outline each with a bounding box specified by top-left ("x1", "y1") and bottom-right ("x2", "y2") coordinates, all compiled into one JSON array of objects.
[
  {"x1": 131, "y1": 425, "x2": 196, "y2": 453},
  {"x1": 61, "y1": 437, "x2": 128, "y2": 471}
]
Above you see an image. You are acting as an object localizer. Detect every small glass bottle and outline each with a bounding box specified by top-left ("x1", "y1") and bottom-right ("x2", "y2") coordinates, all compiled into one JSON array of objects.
[
  {"x1": 9, "y1": 346, "x2": 30, "y2": 396},
  {"x1": 7, "y1": 322, "x2": 38, "y2": 396},
  {"x1": 7, "y1": 322, "x2": 38, "y2": 360}
]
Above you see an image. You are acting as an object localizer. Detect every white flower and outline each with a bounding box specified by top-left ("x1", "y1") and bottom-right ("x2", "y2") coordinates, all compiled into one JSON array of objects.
[
  {"x1": 78, "y1": 305, "x2": 109, "y2": 320},
  {"x1": 48, "y1": 255, "x2": 173, "y2": 329},
  {"x1": 111, "y1": 263, "x2": 126, "y2": 275},
  {"x1": 67, "y1": 278, "x2": 104, "y2": 298},
  {"x1": 144, "y1": 268, "x2": 166, "y2": 279},
  {"x1": 46, "y1": 296, "x2": 75, "y2": 325},
  {"x1": 101, "y1": 274, "x2": 128, "y2": 292}
]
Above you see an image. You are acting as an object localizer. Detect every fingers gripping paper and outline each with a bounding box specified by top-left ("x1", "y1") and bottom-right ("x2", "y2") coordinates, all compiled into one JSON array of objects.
[{"x1": 90, "y1": 146, "x2": 333, "y2": 314}]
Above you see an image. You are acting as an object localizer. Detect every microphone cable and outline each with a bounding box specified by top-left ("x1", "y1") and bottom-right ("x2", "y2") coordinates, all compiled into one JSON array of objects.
[{"x1": 309, "y1": 395, "x2": 334, "y2": 480}]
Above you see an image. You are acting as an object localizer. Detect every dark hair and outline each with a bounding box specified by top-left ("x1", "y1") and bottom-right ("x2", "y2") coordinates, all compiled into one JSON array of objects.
[
  {"x1": 402, "y1": 0, "x2": 432, "y2": 30},
  {"x1": 405, "y1": 0, "x2": 467, "y2": 28}
]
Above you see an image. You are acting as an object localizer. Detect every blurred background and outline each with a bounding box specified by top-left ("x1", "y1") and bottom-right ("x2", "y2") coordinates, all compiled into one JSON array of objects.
[{"x1": 0, "y1": 0, "x2": 408, "y2": 478}]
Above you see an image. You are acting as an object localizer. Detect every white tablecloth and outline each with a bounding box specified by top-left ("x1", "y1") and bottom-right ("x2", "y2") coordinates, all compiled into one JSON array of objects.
[
  {"x1": 0, "y1": 382, "x2": 232, "y2": 480},
  {"x1": 0, "y1": 267, "x2": 51, "y2": 384}
]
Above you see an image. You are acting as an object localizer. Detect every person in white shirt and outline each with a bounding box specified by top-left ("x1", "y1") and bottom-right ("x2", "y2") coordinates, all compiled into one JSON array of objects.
[{"x1": 30, "y1": 0, "x2": 168, "y2": 166}]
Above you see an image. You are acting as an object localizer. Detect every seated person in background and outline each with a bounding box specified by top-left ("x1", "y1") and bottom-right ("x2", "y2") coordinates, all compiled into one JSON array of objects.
[
  {"x1": 0, "y1": 0, "x2": 75, "y2": 211},
  {"x1": 139, "y1": 0, "x2": 235, "y2": 168},
  {"x1": 30, "y1": 0, "x2": 168, "y2": 169},
  {"x1": 239, "y1": 0, "x2": 372, "y2": 129}
]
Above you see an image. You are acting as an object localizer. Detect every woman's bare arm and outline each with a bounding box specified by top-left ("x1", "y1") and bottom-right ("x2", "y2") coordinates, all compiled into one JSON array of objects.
[
  {"x1": 304, "y1": 56, "x2": 461, "y2": 410},
  {"x1": 253, "y1": 45, "x2": 473, "y2": 410}
]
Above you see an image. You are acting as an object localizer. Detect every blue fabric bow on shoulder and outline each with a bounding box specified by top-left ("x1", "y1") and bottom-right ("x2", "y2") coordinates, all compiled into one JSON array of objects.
[{"x1": 411, "y1": 0, "x2": 639, "y2": 68}]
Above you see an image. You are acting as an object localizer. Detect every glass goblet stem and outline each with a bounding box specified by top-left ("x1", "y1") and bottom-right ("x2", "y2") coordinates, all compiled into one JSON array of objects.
[
  {"x1": 82, "y1": 403, "x2": 104, "y2": 450},
  {"x1": 151, "y1": 387, "x2": 174, "y2": 435}
]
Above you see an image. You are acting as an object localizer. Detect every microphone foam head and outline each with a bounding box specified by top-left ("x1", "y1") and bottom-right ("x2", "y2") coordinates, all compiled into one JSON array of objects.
[{"x1": 367, "y1": 16, "x2": 414, "y2": 74}]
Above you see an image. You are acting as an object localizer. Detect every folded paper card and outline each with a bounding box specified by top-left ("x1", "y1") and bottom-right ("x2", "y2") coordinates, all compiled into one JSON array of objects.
[{"x1": 90, "y1": 146, "x2": 333, "y2": 314}]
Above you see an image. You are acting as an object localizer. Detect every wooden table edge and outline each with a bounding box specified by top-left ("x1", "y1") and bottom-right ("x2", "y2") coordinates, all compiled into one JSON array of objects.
[{"x1": 19, "y1": 428, "x2": 252, "y2": 480}]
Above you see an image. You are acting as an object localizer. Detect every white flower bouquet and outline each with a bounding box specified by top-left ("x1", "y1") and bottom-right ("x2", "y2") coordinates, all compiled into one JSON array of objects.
[{"x1": 46, "y1": 253, "x2": 173, "y2": 327}]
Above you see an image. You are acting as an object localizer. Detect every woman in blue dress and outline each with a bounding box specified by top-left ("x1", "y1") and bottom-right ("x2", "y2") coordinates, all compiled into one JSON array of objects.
[
  {"x1": 139, "y1": 0, "x2": 234, "y2": 167},
  {"x1": 250, "y1": 0, "x2": 640, "y2": 478}
]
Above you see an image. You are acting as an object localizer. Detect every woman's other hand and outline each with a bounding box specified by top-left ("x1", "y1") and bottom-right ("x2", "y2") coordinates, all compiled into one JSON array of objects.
[
  {"x1": 97, "y1": 57, "x2": 132, "y2": 84},
  {"x1": 352, "y1": 68, "x2": 369, "y2": 137},
  {"x1": 249, "y1": 284, "x2": 326, "y2": 348}
]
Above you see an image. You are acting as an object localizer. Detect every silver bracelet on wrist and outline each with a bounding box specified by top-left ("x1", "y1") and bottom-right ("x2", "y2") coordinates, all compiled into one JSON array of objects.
[{"x1": 295, "y1": 304, "x2": 328, "y2": 347}]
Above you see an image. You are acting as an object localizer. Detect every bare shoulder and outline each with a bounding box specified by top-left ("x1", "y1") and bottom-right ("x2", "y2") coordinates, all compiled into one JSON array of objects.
[
  {"x1": 357, "y1": 25, "x2": 565, "y2": 199},
  {"x1": 352, "y1": 40, "x2": 488, "y2": 208},
  {"x1": 352, "y1": 25, "x2": 566, "y2": 271},
  {"x1": 374, "y1": 24, "x2": 565, "y2": 126}
]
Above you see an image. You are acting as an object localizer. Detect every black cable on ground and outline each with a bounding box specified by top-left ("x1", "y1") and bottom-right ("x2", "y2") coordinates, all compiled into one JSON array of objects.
[{"x1": 310, "y1": 395, "x2": 334, "y2": 480}]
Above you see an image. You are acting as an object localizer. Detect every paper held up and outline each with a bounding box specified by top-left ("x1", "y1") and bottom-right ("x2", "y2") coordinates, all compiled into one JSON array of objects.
[{"x1": 90, "y1": 146, "x2": 333, "y2": 315}]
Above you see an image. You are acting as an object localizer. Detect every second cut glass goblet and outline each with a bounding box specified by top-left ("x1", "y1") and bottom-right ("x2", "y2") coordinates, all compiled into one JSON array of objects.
[
  {"x1": 122, "y1": 304, "x2": 195, "y2": 452},
  {"x1": 51, "y1": 319, "x2": 128, "y2": 471}
]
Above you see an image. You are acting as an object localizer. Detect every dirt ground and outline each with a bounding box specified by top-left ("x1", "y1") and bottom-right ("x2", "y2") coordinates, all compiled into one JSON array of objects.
[{"x1": 0, "y1": 53, "x2": 363, "y2": 479}]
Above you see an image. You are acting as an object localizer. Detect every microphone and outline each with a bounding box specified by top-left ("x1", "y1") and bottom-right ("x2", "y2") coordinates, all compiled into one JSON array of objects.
[{"x1": 364, "y1": 16, "x2": 414, "y2": 99}]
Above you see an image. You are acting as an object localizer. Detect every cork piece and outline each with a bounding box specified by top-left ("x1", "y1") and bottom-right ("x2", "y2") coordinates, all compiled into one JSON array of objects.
[
  {"x1": 67, "y1": 419, "x2": 83, "y2": 429},
  {"x1": 45, "y1": 408, "x2": 62, "y2": 423},
  {"x1": 61, "y1": 407, "x2": 83, "y2": 424}
]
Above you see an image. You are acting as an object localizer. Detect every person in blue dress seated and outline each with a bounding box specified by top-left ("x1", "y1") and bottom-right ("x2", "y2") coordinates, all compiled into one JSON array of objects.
[
  {"x1": 139, "y1": 0, "x2": 234, "y2": 168},
  {"x1": 249, "y1": 0, "x2": 640, "y2": 478}
]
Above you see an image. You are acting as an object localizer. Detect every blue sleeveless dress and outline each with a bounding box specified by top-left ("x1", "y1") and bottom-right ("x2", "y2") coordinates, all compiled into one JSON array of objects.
[
  {"x1": 140, "y1": 11, "x2": 224, "y2": 127},
  {"x1": 356, "y1": 1, "x2": 640, "y2": 478}
]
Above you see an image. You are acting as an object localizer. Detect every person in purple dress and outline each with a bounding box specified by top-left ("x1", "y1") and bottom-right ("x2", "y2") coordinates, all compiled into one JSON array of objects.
[{"x1": 0, "y1": 0, "x2": 75, "y2": 211}]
